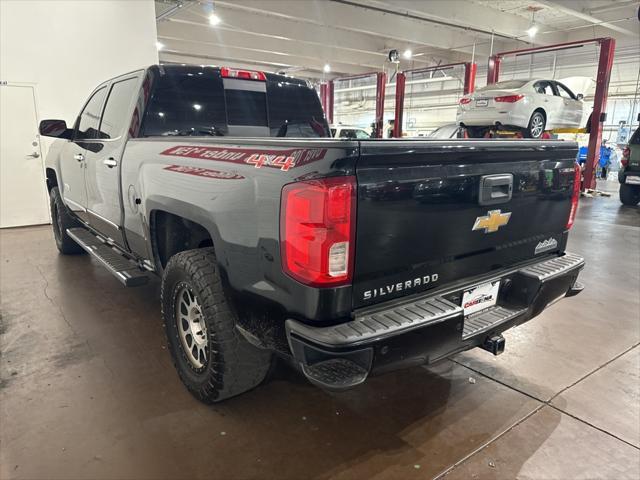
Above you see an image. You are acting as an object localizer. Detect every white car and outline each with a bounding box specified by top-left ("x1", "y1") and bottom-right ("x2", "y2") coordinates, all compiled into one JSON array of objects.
[
  {"x1": 330, "y1": 125, "x2": 371, "y2": 139},
  {"x1": 427, "y1": 124, "x2": 464, "y2": 139},
  {"x1": 456, "y1": 79, "x2": 584, "y2": 138}
]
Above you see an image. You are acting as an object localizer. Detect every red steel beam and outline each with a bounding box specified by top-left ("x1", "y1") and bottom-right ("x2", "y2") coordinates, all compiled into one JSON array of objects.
[
  {"x1": 320, "y1": 83, "x2": 328, "y2": 116},
  {"x1": 393, "y1": 72, "x2": 406, "y2": 138},
  {"x1": 584, "y1": 37, "x2": 616, "y2": 190},
  {"x1": 374, "y1": 71, "x2": 386, "y2": 138},
  {"x1": 327, "y1": 80, "x2": 334, "y2": 125},
  {"x1": 464, "y1": 62, "x2": 477, "y2": 94}
]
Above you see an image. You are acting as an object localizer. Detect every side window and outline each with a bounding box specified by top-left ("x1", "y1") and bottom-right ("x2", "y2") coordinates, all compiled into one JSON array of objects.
[
  {"x1": 556, "y1": 83, "x2": 575, "y2": 100},
  {"x1": 330, "y1": 128, "x2": 336, "y2": 137},
  {"x1": 340, "y1": 129, "x2": 356, "y2": 139},
  {"x1": 99, "y1": 77, "x2": 139, "y2": 139},
  {"x1": 355, "y1": 129, "x2": 370, "y2": 139},
  {"x1": 76, "y1": 87, "x2": 107, "y2": 140},
  {"x1": 534, "y1": 81, "x2": 554, "y2": 96}
]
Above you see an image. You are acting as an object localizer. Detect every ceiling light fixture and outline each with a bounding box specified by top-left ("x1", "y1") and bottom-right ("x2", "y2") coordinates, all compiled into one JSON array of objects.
[
  {"x1": 156, "y1": 41, "x2": 164, "y2": 51},
  {"x1": 323, "y1": 64, "x2": 331, "y2": 73},
  {"x1": 209, "y1": 13, "x2": 221, "y2": 26},
  {"x1": 403, "y1": 49, "x2": 412, "y2": 59},
  {"x1": 526, "y1": 24, "x2": 539, "y2": 38}
]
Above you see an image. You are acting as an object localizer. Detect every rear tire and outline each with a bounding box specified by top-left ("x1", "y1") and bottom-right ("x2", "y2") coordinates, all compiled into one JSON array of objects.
[
  {"x1": 49, "y1": 187, "x2": 85, "y2": 255},
  {"x1": 161, "y1": 248, "x2": 272, "y2": 403},
  {"x1": 619, "y1": 184, "x2": 640, "y2": 206},
  {"x1": 524, "y1": 111, "x2": 546, "y2": 139}
]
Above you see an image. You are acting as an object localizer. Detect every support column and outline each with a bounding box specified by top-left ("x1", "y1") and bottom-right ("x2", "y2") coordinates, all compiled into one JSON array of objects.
[
  {"x1": 393, "y1": 72, "x2": 406, "y2": 138},
  {"x1": 584, "y1": 38, "x2": 615, "y2": 190},
  {"x1": 374, "y1": 72, "x2": 386, "y2": 138}
]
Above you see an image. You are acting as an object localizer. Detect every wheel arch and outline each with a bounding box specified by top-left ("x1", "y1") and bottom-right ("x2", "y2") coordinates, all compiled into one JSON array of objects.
[{"x1": 149, "y1": 209, "x2": 219, "y2": 270}]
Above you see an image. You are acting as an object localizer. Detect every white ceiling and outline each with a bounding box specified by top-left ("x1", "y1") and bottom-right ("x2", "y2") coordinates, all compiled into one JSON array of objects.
[{"x1": 155, "y1": 0, "x2": 640, "y2": 79}]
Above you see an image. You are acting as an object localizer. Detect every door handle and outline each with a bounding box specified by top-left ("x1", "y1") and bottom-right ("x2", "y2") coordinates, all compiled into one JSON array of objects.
[
  {"x1": 74, "y1": 153, "x2": 85, "y2": 162},
  {"x1": 26, "y1": 152, "x2": 40, "y2": 158},
  {"x1": 103, "y1": 158, "x2": 117, "y2": 168}
]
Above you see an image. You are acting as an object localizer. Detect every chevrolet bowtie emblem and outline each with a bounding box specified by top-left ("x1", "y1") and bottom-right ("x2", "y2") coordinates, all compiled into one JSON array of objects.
[{"x1": 472, "y1": 209, "x2": 511, "y2": 233}]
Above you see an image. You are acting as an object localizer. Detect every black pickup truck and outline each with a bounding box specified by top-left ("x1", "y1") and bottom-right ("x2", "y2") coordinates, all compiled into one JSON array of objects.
[{"x1": 40, "y1": 65, "x2": 584, "y2": 403}]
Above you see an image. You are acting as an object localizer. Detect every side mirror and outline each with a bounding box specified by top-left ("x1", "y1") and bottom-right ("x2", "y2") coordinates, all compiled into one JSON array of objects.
[
  {"x1": 39, "y1": 119, "x2": 73, "y2": 139},
  {"x1": 576, "y1": 94, "x2": 584, "y2": 101}
]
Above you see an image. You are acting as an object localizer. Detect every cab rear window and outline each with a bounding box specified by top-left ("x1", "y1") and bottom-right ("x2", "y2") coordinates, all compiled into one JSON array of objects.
[{"x1": 140, "y1": 67, "x2": 328, "y2": 138}]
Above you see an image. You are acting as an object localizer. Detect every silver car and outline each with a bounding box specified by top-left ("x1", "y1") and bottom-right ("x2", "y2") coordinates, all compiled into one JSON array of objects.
[{"x1": 457, "y1": 79, "x2": 584, "y2": 138}]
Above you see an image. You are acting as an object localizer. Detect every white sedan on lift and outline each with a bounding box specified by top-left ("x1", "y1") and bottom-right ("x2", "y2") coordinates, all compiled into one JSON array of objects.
[{"x1": 457, "y1": 79, "x2": 585, "y2": 138}]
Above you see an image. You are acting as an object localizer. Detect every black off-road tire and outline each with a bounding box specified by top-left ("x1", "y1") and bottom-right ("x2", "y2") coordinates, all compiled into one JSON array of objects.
[
  {"x1": 619, "y1": 183, "x2": 640, "y2": 206},
  {"x1": 524, "y1": 111, "x2": 546, "y2": 139},
  {"x1": 161, "y1": 248, "x2": 272, "y2": 403},
  {"x1": 49, "y1": 187, "x2": 85, "y2": 255}
]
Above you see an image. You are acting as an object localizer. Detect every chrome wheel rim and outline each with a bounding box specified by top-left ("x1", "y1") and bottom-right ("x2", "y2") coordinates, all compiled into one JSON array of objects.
[
  {"x1": 531, "y1": 114, "x2": 544, "y2": 138},
  {"x1": 175, "y1": 284, "x2": 208, "y2": 369}
]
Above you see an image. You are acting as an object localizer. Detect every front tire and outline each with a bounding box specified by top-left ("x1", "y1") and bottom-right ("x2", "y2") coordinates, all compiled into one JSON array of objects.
[
  {"x1": 49, "y1": 187, "x2": 85, "y2": 254},
  {"x1": 619, "y1": 183, "x2": 640, "y2": 206},
  {"x1": 161, "y1": 248, "x2": 272, "y2": 403},
  {"x1": 524, "y1": 111, "x2": 546, "y2": 139}
]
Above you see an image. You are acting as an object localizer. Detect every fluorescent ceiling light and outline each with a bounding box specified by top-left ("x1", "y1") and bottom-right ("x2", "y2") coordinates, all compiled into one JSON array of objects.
[
  {"x1": 156, "y1": 41, "x2": 164, "y2": 51},
  {"x1": 526, "y1": 24, "x2": 539, "y2": 37},
  {"x1": 209, "y1": 13, "x2": 221, "y2": 26},
  {"x1": 323, "y1": 64, "x2": 331, "y2": 73},
  {"x1": 403, "y1": 49, "x2": 412, "y2": 59}
]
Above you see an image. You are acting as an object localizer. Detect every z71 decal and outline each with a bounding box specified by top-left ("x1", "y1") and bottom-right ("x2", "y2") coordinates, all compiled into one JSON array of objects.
[
  {"x1": 163, "y1": 165, "x2": 245, "y2": 180},
  {"x1": 160, "y1": 145, "x2": 327, "y2": 171}
]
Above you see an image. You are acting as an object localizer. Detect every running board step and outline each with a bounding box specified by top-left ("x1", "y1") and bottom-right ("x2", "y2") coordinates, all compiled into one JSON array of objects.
[
  {"x1": 66, "y1": 228, "x2": 150, "y2": 287},
  {"x1": 301, "y1": 358, "x2": 369, "y2": 390}
]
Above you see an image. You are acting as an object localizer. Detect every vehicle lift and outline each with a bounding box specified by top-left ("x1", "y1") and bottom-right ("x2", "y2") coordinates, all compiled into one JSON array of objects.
[
  {"x1": 392, "y1": 62, "x2": 477, "y2": 138},
  {"x1": 486, "y1": 37, "x2": 616, "y2": 191}
]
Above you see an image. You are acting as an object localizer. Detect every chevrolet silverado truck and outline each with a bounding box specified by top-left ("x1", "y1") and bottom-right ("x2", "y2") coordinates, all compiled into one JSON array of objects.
[{"x1": 40, "y1": 65, "x2": 585, "y2": 403}]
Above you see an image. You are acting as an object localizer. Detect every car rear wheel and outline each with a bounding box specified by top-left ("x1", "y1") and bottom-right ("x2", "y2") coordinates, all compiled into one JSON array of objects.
[
  {"x1": 161, "y1": 247, "x2": 272, "y2": 403},
  {"x1": 524, "y1": 111, "x2": 546, "y2": 139},
  {"x1": 619, "y1": 184, "x2": 640, "y2": 206},
  {"x1": 466, "y1": 126, "x2": 489, "y2": 138}
]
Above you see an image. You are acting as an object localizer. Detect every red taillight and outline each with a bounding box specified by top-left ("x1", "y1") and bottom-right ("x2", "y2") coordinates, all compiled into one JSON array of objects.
[
  {"x1": 621, "y1": 146, "x2": 630, "y2": 167},
  {"x1": 459, "y1": 97, "x2": 472, "y2": 104},
  {"x1": 220, "y1": 67, "x2": 266, "y2": 81},
  {"x1": 566, "y1": 163, "x2": 581, "y2": 230},
  {"x1": 280, "y1": 176, "x2": 356, "y2": 287},
  {"x1": 494, "y1": 94, "x2": 524, "y2": 103}
]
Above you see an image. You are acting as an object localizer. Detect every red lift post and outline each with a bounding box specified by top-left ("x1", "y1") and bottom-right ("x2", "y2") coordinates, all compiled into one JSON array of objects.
[
  {"x1": 393, "y1": 62, "x2": 477, "y2": 138},
  {"x1": 487, "y1": 38, "x2": 615, "y2": 190},
  {"x1": 322, "y1": 72, "x2": 387, "y2": 138}
]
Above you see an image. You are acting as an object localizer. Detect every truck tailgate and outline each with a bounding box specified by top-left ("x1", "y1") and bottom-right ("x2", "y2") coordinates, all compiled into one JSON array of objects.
[{"x1": 353, "y1": 140, "x2": 578, "y2": 309}]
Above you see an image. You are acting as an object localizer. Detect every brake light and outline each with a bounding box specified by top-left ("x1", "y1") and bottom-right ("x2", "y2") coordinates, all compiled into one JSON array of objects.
[
  {"x1": 220, "y1": 67, "x2": 266, "y2": 81},
  {"x1": 566, "y1": 163, "x2": 581, "y2": 230},
  {"x1": 280, "y1": 176, "x2": 356, "y2": 287},
  {"x1": 459, "y1": 97, "x2": 472, "y2": 105},
  {"x1": 494, "y1": 94, "x2": 524, "y2": 103},
  {"x1": 621, "y1": 146, "x2": 630, "y2": 167}
]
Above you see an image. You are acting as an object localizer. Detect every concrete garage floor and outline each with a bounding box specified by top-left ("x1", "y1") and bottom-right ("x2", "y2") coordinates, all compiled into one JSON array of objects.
[{"x1": 1, "y1": 180, "x2": 639, "y2": 479}]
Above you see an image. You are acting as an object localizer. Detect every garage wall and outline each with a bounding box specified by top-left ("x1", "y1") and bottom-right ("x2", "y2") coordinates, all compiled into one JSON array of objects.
[{"x1": 0, "y1": 0, "x2": 158, "y2": 151}]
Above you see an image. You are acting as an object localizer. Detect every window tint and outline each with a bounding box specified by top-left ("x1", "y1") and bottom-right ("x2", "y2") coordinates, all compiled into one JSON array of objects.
[
  {"x1": 330, "y1": 128, "x2": 336, "y2": 136},
  {"x1": 99, "y1": 77, "x2": 138, "y2": 139},
  {"x1": 555, "y1": 82, "x2": 576, "y2": 100},
  {"x1": 355, "y1": 129, "x2": 370, "y2": 139},
  {"x1": 534, "y1": 82, "x2": 555, "y2": 96},
  {"x1": 340, "y1": 129, "x2": 357, "y2": 139},
  {"x1": 225, "y1": 89, "x2": 267, "y2": 126},
  {"x1": 266, "y1": 81, "x2": 328, "y2": 137},
  {"x1": 76, "y1": 87, "x2": 107, "y2": 140},
  {"x1": 142, "y1": 70, "x2": 226, "y2": 137}
]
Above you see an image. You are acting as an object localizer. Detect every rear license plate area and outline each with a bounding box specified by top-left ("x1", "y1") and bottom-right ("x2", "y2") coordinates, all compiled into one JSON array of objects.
[
  {"x1": 462, "y1": 280, "x2": 500, "y2": 316},
  {"x1": 475, "y1": 99, "x2": 488, "y2": 107},
  {"x1": 625, "y1": 175, "x2": 640, "y2": 185}
]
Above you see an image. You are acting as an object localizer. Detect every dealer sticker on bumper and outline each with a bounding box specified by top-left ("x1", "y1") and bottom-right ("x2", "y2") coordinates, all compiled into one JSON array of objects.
[
  {"x1": 625, "y1": 175, "x2": 640, "y2": 185},
  {"x1": 462, "y1": 280, "x2": 500, "y2": 316}
]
